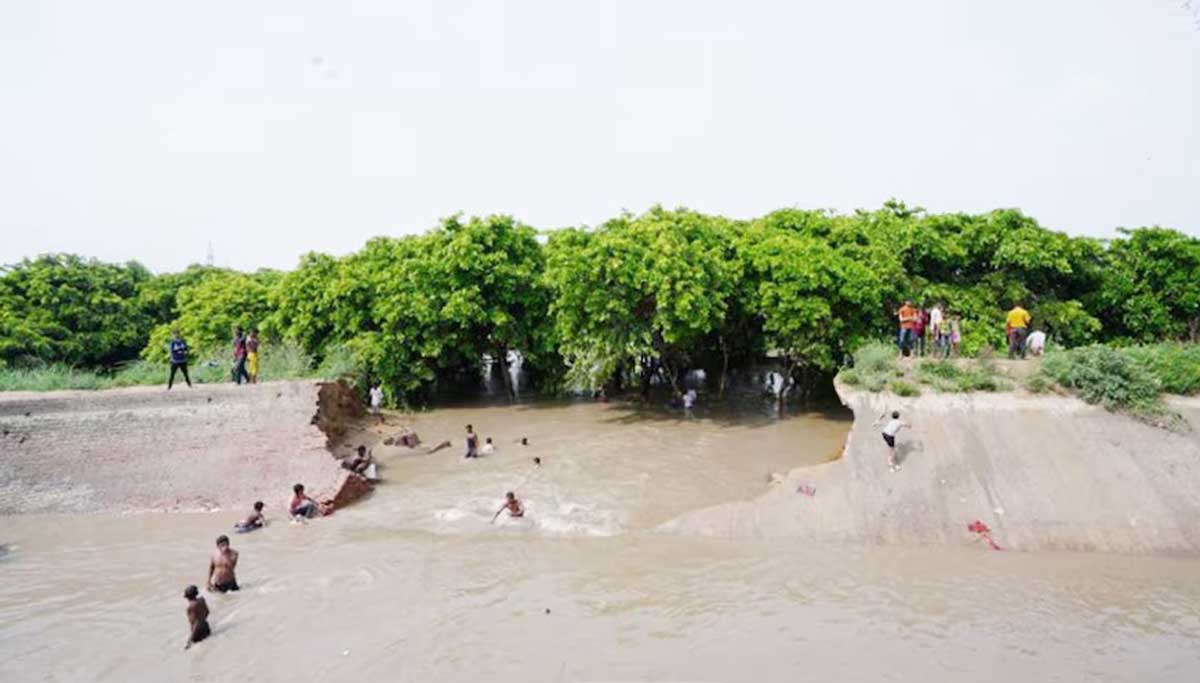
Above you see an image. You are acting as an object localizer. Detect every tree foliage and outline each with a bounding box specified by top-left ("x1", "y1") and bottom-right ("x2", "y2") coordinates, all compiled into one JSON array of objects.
[
  {"x1": 0, "y1": 255, "x2": 152, "y2": 367},
  {"x1": 4, "y1": 204, "x2": 1198, "y2": 404}
]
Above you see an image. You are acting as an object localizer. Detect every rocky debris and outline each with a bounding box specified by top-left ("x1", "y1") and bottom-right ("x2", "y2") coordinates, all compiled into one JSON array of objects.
[
  {"x1": 383, "y1": 431, "x2": 420, "y2": 448},
  {"x1": 327, "y1": 470, "x2": 373, "y2": 510}
]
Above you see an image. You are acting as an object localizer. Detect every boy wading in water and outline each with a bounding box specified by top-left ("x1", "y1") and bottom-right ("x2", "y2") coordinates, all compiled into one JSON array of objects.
[
  {"x1": 491, "y1": 492, "x2": 524, "y2": 522},
  {"x1": 207, "y1": 535, "x2": 239, "y2": 593},
  {"x1": 464, "y1": 424, "x2": 479, "y2": 458},
  {"x1": 876, "y1": 410, "x2": 911, "y2": 472},
  {"x1": 183, "y1": 585, "x2": 210, "y2": 650}
]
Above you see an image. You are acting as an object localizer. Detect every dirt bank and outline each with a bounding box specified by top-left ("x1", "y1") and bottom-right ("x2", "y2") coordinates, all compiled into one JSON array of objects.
[
  {"x1": 0, "y1": 381, "x2": 370, "y2": 515},
  {"x1": 661, "y1": 383, "x2": 1200, "y2": 555}
]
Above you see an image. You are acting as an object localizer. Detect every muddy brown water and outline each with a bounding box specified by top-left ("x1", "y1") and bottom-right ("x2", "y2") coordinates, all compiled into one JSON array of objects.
[{"x1": 2, "y1": 400, "x2": 1198, "y2": 682}]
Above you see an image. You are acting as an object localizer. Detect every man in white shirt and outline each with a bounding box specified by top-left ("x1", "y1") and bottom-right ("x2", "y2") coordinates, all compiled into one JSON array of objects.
[
  {"x1": 1026, "y1": 329, "x2": 1047, "y2": 356},
  {"x1": 928, "y1": 304, "x2": 946, "y2": 357},
  {"x1": 369, "y1": 384, "x2": 384, "y2": 424}
]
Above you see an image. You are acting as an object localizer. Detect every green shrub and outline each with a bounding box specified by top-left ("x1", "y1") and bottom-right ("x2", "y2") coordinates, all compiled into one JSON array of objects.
[
  {"x1": 315, "y1": 343, "x2": 359, "y2": 382},
  {"x1": 1121, "y1": 343, "x2": 1200, "y2": 395},
  {"x1": 914, "y1": 359, "x2": 1010, "y2": 393},
  {"x1": 1025, "y1": 374, "x2": 1050, "y2": 394},
  {"x1": 838, "y1": 341, "x2": 899, "y2": 392},
  {"x1": 1039, "y1": 345, "x2": 1165, "y2": 419},
  {"x1": 888, "y1": 379, "x2": 921, "y2": 397}
]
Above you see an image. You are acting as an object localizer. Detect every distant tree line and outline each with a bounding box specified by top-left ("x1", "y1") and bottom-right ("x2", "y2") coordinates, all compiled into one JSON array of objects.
[{"x1": 2, "y1": 202, "x2": 1197, "y2": 404}]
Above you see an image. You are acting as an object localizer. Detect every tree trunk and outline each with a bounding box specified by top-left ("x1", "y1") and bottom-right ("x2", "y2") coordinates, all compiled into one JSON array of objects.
[
  {"x1": 777, "y1": 357, "x2": 804, "y2": 412},
  {"x1": 719, "y1": 349, "x2": 730, "y2": 400},
  {"x1": 639, "y1": 357, "x2": 656, "y2": 401},
  {"x1": 497, "y1": 347, "x2": 515, "y2": 401},
  {"x1": 660, "y1": 355, "x2": 683, "y2": 399}
]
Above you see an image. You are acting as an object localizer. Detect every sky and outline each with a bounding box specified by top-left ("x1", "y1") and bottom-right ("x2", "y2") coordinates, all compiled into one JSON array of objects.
[{"x1": 2, "y1": 0, "x2": 1198, "y2": 273}]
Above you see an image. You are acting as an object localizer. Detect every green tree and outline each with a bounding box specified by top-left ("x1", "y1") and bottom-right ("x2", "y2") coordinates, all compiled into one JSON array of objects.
[
  {"x1": 1095, "y1": 228, "x2": 1200, "y2": 343},
  {"x1": 0, "y1": 255, "x2": 151, "y2": 367},
  {"x1": 545, "y1": 207, "x2": 740, "y2": 397},
  {"x1": 142, "y1": 270, "x2": 276, "y2": 362},
  {"x1": 741, "y1": 220, "x2": 883, "y2": 405}
]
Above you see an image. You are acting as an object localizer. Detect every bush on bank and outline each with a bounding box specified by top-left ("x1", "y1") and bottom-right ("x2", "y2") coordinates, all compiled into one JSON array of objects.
[{"x1": 1037, "y1": 345, "x2": 1167, "y2": 421}]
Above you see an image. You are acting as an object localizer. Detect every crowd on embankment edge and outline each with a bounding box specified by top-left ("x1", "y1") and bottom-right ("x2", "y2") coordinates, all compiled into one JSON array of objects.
[{"x1": 2, "y1": 202, "x2": 1198, "y2": 405}]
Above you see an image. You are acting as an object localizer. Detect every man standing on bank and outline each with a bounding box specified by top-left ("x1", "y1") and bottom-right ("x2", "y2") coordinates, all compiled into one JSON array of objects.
[
  {"x1": 167, "y1": 329, "x2": 192, "y2": 389},
  {"x1": 231, "y1": 326, "x2": 251, "y2": 385},
  {"x1": 1005, "y1": 303, "x2": 1032, "y2": 359}
]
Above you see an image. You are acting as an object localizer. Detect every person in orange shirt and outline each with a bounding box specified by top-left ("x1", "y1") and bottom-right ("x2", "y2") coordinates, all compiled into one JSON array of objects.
[
  {"x1": 1005, "y1": 303, "x2": 1032, "y2": 359},
  {"x1": 896, "y1": 300, "x2": 918, "y2": 356}
]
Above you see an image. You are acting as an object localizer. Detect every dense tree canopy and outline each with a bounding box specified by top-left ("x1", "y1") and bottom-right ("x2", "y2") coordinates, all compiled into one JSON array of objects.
[{"x1": 2, "y1": 204, "x2": 1196, "y2": 404}]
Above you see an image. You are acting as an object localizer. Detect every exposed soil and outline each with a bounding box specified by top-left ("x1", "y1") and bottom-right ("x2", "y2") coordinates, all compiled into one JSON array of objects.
[{"x1": 0, "y1": 380, "x2": 374, "y2": 515}]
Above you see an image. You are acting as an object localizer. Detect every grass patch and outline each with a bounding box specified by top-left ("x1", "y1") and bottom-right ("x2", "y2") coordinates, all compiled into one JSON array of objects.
[
  {"x1": 914, "y1": 358, "x2": 1010, "y2": 393},
  {"x1": 1024, "y1": 374, "x2": 1051, "y2": 394},
  {"x1": 0, "y1": 341, "x2": 339, "y2": 392},
  {"x1": 887, "y1": 379, "x2": 921, "y2": 397},
  {"x1": 838, "y1": 341, "x2": 899, "y2": 392}
]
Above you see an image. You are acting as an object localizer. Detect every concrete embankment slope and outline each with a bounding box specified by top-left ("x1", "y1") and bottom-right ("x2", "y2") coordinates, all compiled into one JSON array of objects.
[
  {"x1": 0, "y1": 381, "x2": 367, "y2": 515},
  {"x1": 662, "y1": 384, "x2": 1200, "y2": 555}
]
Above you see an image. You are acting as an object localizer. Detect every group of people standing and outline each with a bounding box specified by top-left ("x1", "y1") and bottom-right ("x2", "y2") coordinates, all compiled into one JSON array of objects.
[
  {"x1": 165, "y1": 326, "x2": 262, "y2": 389},
  {"x1": 896, "y1": 300, "x2": 962, "y2": 358},
  {"x1": 896, "y1": 301, "x2": 1046, "y2": 360},
  {"x1": 230, "y1": 326, "x2": 260, "y2": 385}
]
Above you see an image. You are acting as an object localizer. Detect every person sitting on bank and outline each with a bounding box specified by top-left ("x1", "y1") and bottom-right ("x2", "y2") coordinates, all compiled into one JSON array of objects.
[
  {"x1": 491, "y1": 491, "x2": 525, "y2": 522},
  {"x1": 480, "y1": 437, "x2": 496, "y2": 455},
  {"x1": 183, "y1": 585, "x2": 210, "y2": 650},
  {"x1": 289, "y1": 483, "x2": 331, "y2": 520},
  {"x1": 342, "y1": 445, "x2": 372, "y2": 474},
  {"x1": 234, "y1": 501, "x2": 266, "y2": 532},
  {"x1": 207, "y1": 535, "x2": 240, "y2": 593}
]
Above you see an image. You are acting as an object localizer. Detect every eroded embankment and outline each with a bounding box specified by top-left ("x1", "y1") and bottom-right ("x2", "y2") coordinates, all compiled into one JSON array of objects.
[
  {"x1": 0, "y1": 380, "x2": 369, "y2": 514},
  {"x1": 661, "y1": 383, "x2": 1200, "y2": 555}
]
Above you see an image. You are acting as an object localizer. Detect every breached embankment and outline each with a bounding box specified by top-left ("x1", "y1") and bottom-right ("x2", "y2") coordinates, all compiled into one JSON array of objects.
[
  {"x1": 0, "y1": 380, "x2": 371, "y2": 515},
  {"x1": 662, "y1": 383, "x2": 1200, "y2": 555}
]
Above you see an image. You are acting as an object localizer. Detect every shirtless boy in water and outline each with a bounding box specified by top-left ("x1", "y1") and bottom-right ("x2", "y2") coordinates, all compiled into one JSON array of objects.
[
  {"x1": 234, "y1": 501, "x2": 265, "y2": 532},
  {"x1": 183, "y1": 585, "x2": 210, "y2": 650},
  {"x1": 491, "y1": 491, "x2": 524, "y2": 523},
  {"x1": 207, "y1": 535, "x2": 239, "y2": 593}
]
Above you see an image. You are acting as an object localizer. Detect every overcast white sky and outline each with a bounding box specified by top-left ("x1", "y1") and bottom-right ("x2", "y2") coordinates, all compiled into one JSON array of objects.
[{"x1": 2, "y1": 1, "x2": 1197, "y2": 273}]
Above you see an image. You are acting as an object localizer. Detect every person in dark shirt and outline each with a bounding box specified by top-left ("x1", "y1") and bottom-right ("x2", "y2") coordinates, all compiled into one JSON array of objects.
[
  {"x1": 167, "y1": 329, "x2": 192, "y2": 389},
  {"x1": 231, "y1": 326, "x2": 250, "y2": 385}
]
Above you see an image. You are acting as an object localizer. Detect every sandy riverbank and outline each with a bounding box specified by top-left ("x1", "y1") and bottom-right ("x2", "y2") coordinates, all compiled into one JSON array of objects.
[
  {"x1": 662, "y1": 382, "x2": 1200, "y2": 555},
  {"x1": 0, "y1": 381, "x2": 370, "y2": 515}
]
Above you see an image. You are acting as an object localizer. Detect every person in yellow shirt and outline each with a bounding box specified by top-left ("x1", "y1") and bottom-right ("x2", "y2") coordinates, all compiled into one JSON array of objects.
[{"x1": 1005, "y1": 303, "x2": 1032, "y2": 359}]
